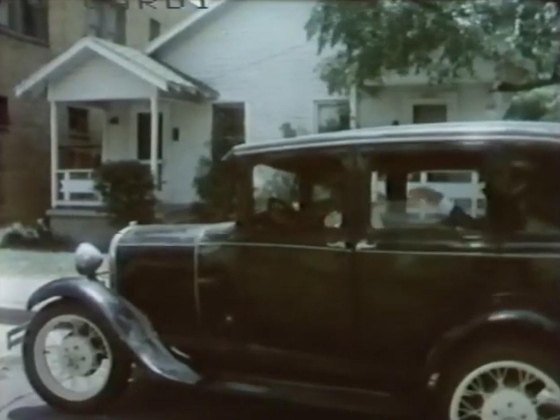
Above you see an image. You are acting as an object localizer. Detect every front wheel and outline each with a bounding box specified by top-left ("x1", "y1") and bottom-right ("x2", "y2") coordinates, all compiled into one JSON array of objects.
[
  {"x1": 23, "y1": 301, "x2": 132, "y2": 413},
  {"x1": 436, "y1": 341, "x2": 560, "y2": 420}
]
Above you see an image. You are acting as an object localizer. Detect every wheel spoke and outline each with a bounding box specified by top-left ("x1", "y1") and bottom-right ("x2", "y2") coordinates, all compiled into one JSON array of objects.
[
  {"x1": 459, "y1": 398, "x2": 480, "y2": 415},
  {"x1": 487, "y1": 367, "x2": 508, "y2": 388},
  {"x1": 519, "y1": 369, "x2": 540, "y2": 389}
]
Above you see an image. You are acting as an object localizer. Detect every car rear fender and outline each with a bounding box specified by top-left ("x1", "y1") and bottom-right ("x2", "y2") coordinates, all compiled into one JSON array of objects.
[
  {"x1": 426, "y1": 309, "x2": 560, "y2": 379},
  {"x1": 26, "y1": 277, "x2": 201, "y2": 385}
]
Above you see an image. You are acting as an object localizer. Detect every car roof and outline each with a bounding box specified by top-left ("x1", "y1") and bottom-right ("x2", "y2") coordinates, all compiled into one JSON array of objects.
[{"x1": 227, "y1": 121, "x2": 560, "y2": 159}]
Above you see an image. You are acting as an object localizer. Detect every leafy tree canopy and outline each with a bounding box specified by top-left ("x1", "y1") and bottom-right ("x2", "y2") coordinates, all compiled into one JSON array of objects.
[
  {"x1": 306, "y1": 0, "x2": 560, "y2": 97},
  {"x1": 504, "y1": 84, "x2": 559, "y2": 120}
]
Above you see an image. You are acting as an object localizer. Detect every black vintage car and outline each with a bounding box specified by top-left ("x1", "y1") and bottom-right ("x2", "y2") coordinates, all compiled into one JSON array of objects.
[{"x1": 11, "y1": 121, "x2": 560, "y2": 419}]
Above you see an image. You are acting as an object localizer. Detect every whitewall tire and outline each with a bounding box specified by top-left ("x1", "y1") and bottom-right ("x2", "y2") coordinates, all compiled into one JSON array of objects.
[
  {"x1": 437, "y1": 340, "x2": 560, "y2": 420},
  {"x1": 23, "y1": 301, "x2": 132, "y2": 413}
]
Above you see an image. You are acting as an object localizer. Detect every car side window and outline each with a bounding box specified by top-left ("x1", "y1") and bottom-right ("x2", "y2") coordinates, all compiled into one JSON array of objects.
[
  {"x1": 251, "y1": 156, "x2": 347, "y2": 231},
  {"x1": 367, "y1": 156, "x2": 487, "y2": 231}
]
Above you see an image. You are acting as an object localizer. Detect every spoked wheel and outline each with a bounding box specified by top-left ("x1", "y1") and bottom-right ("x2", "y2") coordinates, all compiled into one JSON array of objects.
[
  {"x1": 451, "y1": 361, "x2": 560, "y2": 420},
  {"x1": 23, "y1": 301, "x2": 131, "y2": 413},
  {"x1": 438, "y1": 342, "x2": 560, "y2": 420}
]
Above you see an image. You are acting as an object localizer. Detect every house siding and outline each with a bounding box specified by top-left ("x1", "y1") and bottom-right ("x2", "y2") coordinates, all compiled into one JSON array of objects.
[
  {"x1": 48, "y1": 56, "x2": 157, "y2": 102},
  {"x1": 152, "y1": 0, "x2": 505, "y2": 205},
  {"x1": 155, "y1": 0, "x2": 346, "y2": 144},
  {"x1": 0, "y1": 32, "x2": 52, "y2": 223}
]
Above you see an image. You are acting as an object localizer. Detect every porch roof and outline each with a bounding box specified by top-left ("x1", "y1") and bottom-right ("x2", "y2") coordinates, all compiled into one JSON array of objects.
[{"x1": 15, "y1": 37, "x2": 219, "y2": 101}]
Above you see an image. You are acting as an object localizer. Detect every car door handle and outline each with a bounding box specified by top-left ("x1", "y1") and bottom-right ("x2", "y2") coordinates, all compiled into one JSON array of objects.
[{"x1": 356, "y1": 241, "x2": 378, "y2": 251}]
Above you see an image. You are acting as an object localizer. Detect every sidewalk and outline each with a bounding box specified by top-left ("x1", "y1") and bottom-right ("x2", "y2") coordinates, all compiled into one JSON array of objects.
[{"x1": 0, "y1": 249, "x2": 75, "y2": 310}]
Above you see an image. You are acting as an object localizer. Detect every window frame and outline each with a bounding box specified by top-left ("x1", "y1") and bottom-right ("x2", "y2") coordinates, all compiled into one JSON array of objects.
[
  {"x1": 314, "y1": 99, "x2": 351, "y2": 134},
  {"x1": 68, "y1": 107, "x2": 90, "y2": 138},
  {"x1": 0, "y1": 0, "x2": 49, "y2": 44},
  {"x1": 211, "y1": 102, "x2": 246, "y2": 162},
  {"x1": 237, "y1": 148, "x2": 358, "y2": 236},
  {"x1": 358, "y1": 143, "x2": 490, "y2": 236},
  {"x1": 87, "y1": 0, "x2": 126, "y2": 44}
]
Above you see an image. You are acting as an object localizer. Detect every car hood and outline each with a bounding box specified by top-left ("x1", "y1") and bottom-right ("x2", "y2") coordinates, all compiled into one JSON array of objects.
[{"x1": 116, "y1": 222, "x2": 236, "y2": 248}]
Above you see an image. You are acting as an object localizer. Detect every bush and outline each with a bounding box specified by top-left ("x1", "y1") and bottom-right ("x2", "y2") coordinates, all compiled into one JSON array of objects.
[
  {"x1": 94, "y1": 161, "x2": 156, "y2": 227},
  {"x1": 192, "y1": 156, "x2": 237, "y2": 220}
]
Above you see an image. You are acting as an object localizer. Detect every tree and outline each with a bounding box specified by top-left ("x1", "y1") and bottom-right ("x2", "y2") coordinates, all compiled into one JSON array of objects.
[
  {"x1": 504, "y1": 85, "x2": 559, "y2": 120},
  {"x1": 306, "y1": 0, "x2": 559, "y2": 119}
]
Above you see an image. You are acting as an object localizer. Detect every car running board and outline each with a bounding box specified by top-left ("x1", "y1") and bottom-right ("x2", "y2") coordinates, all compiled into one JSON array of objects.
[{"x1": 196, "y1": 374, "x2": 410, "y2": 417}]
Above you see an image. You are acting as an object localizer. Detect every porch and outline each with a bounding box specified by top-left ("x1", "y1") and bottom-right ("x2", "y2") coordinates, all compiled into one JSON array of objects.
[{"x1": 15, "y1": 37, "x2": 218, "y2": 210}]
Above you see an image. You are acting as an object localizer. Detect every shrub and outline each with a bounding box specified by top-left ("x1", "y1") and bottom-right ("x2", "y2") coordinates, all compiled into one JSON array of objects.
[
  {"x1": 192, "y1": 155, "x2": 237, "y2": 221},
  {"x1": 94, "y1": 161, "x2": 156, "y2": 227},
  {"x1": 0, "y1": 219, "x2": 73, "y2": 251}
]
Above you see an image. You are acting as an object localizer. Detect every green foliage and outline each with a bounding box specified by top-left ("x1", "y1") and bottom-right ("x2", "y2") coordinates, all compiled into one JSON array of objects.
[
  {"x1": 306, "y1": 0, "x2": 560, "y2": 94},
  {"x1": 504, "y1": 85, "x2": 560, "y2": 120},
  {"x1": 192, "y1": 155, "x2": 237, "y2": 220},
  {"x1": 94, "y1": 161, "x2": 156, "y2": 226}
]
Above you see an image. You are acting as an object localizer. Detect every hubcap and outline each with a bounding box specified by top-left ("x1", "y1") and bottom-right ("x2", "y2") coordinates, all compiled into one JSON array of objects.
[
  {"x1": 481, "y1": 389, "x2": 536, "y2": 420},
  {"x1": 58, "y1": 335, "x2": 97, "y2": 376},
  {"x1": 450, "y1": 361, "x2": 560, "y2": 420},
  {"x1": 32, "y1": 314, "x2": 113, "y2": 402}
]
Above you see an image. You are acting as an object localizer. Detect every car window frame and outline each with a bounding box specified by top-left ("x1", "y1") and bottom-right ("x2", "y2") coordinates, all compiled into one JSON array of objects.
[
  {"x1": 236, "y1": 148, "x2": 358, "y2": 237},
  {"x1": 355, "y1": 142, "x2": 491, "y2": 241}
]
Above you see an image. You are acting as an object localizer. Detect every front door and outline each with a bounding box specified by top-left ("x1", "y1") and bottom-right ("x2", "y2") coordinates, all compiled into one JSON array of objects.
[{"x1": 197, "y1": 152, "x2": 358, "y2": 385}]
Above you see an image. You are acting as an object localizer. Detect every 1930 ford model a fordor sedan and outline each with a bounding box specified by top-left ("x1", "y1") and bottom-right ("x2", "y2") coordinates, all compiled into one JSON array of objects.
[{"x1": 14, "y1": 121, "x2": 560, "y2": 419}]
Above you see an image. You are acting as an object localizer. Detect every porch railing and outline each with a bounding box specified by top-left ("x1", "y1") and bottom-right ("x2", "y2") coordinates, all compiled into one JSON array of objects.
[{"x1": 56, "y1": 169, "x2": 102, "y2": 207}]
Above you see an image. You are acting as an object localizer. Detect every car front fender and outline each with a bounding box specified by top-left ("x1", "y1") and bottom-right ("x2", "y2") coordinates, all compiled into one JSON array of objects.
[
  {"x1": 26, "y1": 277, "x2": 201, "y2": 385},
  {"x1": 426, "y1": 309, "x2": 560, "y2": 379}
]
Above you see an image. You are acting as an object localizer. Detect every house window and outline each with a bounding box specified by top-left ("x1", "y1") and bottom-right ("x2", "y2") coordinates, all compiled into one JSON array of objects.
[
  {"x1": 87, "y1": 0, "x2": 126, "y2": 44},
  {"x1": 316, "y1": 100, "x2": 350, "y2": 133},
  {"x1": 0, "y1": 96, "x2": 9, "y2": 128},
  {"x1": 68, "y1": 107, "x2": 89, "y2": 136},
  {"x1": 211, "y1": 103, "x2": 245, "y2": 161},
  {"x1": 0, "y1": 0, "x2": 49, "y2": 42},
  {"x1": 149, "y1": 18, "x2": 161, "y2": 41},
  {"x1": 413, "y1": 104, "x2": 448, "y2": 124}
]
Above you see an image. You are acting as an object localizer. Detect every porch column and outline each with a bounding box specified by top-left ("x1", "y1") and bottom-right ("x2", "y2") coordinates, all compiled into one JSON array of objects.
[
  {"x1": 50, "y1": 102, "x2": 59, "y2": 208},
  {"x1": 350, "y1": 85, "x2": 359, "y2": 129},
  {"x1": 150, "y1": 93, "x2": 159, "y2": 186}
]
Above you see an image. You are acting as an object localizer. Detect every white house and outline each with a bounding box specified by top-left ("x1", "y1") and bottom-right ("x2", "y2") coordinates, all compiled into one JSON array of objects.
[{"x1": 14, "y1": 0, "x2": 512, "y2": 244}]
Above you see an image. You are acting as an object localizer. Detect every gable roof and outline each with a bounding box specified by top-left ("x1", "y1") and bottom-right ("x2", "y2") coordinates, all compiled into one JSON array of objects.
[
  {"x1": 145, "y1": 0, "x2": 229, "y2": 55},
  {"x1": 15, "y1": 37, "x2": 218, "y2": 99}
]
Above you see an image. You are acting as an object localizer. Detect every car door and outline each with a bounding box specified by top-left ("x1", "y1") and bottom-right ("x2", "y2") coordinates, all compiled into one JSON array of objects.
[
  {"x1": 350, "y1": 147, "x2": 501, "y2": 392},
  {"x1": 354, "y1": 227, "x2": 499, "y2": 390},
  {"x1": 196, "y1": 151, "x2": 359, "y2": 386}
]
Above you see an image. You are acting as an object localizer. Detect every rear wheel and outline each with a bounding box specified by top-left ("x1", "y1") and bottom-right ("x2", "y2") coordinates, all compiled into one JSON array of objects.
[
  {"x1": 23, "y1": 301, "x2": 132, "y2": 413},
  {"x1": 436, "y1": 341, "x2": 560, "y2": 420}
]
